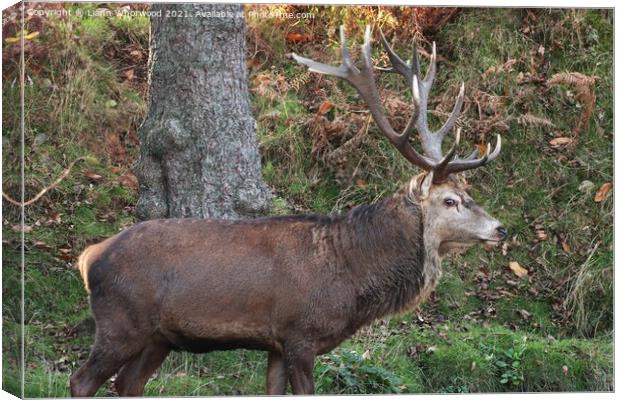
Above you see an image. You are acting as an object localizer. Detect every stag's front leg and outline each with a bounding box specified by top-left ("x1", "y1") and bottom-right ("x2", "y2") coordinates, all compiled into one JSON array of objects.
[
  {"x1": 266, "y1": 351, "x2": 289, "y2": 395},
  {"x1": 285, "y1": 346, "x2": 315, "y2": 394}
]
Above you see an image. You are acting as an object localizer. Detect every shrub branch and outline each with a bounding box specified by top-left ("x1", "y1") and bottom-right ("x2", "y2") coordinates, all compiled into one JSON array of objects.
[{"x1": 3, "y1": 157, "x2": 85, "y2": 207}]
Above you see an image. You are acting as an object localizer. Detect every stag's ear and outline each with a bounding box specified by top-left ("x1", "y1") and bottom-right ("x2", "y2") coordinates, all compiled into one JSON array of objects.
[
  {"x1": 408, "y1": 171, "x2": 434, "y2": 200},
  {"x1": 419, "y1": 171, "x2": 434, "y2": 199}
]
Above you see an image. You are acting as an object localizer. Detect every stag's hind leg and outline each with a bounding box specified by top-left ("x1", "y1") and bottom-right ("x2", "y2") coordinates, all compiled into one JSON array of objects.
[
  {"x1": 115, "y1": 340, "x2": 171, "y2": 396},
  {"x1": 70, "y1": 297, "x2": 151, "y2": 397},
  {"x1": 267, "y1": 351, "x2": 289, "y2": 395},
  {"x1": 70, "y1": 338, "x2": 141, "y2": 397}
]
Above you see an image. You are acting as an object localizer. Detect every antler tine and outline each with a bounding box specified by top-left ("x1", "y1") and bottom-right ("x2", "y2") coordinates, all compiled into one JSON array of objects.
[
  {"x1": 339, "y1": 27, "x2": 359, "y2": 73},
  {"x1": 377, "y1": 29, "x2": 415, "y2": 83},
  {"x1": 412, "y1": 41, "x2": 421, "y2": 79},
  {"x1": 424, "y1": 42, "x2": 437, "y2": 84},
  {"x1": 417, "y1": 81, "x2": 465, "y2": 162},
  {"x1": 462, "y1": 148, "x2": 480, "y2": 161},
  {"x1": 434, "y1": 83, "x2": 465, "y2": 139},
  {"x1": 434, "y1": 128, "x2": 460, "y2": 174},
  {"x1": 358, "y1": 25, "x2": 417, "y2": 150},
  {"x1": 291, "y1": 53, "x2": 348, "y2": 79},
  {"x1": 375, "y1": 29, "x2": 424, "y2": 147},
  {"x1": 291, "y1": 26, "x2": 359, "y2": 79},
  {"x1": 488, "y1": 134, "x2": 502, "y2": 161},
  {"x1": 292, "y1": 26, "x2": 435, "y2": 171},
  {"x1": 442, "y1": 134, "x2": 502, "y2": 176},
  {"x1": 399, "y1": 75, "x2": 421, "y2": 141},
  {"x1": 360, "y1": 25, "x2": 374, "y2": 76}
]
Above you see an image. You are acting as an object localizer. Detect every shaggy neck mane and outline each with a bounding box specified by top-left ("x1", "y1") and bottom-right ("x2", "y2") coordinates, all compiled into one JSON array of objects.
[{"x1": 328, "y1": 191, "x2": 430, "y2": 325}]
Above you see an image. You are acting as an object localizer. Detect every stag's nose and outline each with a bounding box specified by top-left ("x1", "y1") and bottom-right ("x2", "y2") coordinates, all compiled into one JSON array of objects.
[{"x1": 496, "y1": 226, "x2": 508, "y2": 240}]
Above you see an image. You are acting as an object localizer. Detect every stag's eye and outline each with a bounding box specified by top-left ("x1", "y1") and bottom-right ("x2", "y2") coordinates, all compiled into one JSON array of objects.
[{"x1": 444, "y1": 198, "x2": 457, "y2": 207}]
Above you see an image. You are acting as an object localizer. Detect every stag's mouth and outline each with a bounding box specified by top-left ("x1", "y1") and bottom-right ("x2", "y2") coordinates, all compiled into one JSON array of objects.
[{"x1": 438, "y1": 241, "x2": 476, "y2": 256}]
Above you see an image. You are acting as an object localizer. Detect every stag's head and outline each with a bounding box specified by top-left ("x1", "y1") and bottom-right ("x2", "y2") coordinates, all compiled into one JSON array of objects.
[{"x1": 294, "y1": 26, "x2": 507, "y2": 254}]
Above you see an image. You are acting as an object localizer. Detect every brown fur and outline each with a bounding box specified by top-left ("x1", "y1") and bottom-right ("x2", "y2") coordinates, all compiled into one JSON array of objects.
[{"x1": 70, "y1": 174, "x2": 505, "y2": 396}]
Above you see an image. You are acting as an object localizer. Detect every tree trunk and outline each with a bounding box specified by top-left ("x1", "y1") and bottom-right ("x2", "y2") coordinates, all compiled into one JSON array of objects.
[{"x1": 134, "y1": 3, "x2": 271, "y2": 220}]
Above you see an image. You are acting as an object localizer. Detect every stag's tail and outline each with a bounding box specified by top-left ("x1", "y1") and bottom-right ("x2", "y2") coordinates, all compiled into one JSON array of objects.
[{"x1": 76, "y1": 245, "x2": 97, "y2": 294}]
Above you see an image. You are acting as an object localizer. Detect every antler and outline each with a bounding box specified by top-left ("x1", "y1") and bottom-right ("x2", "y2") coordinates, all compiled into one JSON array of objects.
[
  {"x1": 293, "y1": 26, "x2": 434, "y2": 170},
  {"x1": 378, "y1": 30, "x2": 501, "y2": 182},
  {"x1": 293, "y1": 26, "x2": 501, "y2": 183}
]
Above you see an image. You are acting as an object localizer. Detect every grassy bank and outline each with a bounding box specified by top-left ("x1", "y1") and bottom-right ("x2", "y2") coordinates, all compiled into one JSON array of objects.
[{"x1": 2, "y1": 4, "x2": 613, "y2": 396}]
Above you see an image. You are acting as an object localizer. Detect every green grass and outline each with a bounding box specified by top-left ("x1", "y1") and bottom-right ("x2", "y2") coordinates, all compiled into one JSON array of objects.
[{"x1": 2, "y1": 5, "x2": 612, "y2": 396}]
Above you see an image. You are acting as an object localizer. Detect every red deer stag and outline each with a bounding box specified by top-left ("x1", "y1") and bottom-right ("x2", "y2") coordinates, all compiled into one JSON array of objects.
[{"x1": 70, "y1": 26, "x2": 505, "y2": 396}]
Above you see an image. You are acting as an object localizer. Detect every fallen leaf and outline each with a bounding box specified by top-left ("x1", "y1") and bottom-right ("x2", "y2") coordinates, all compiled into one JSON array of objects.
[
  {"x1": 124, "y1": 68, "x2": 135, "y2": 81},
  {"x1": 518, "y1": 309, "x2": 532, "y2": 320},
  {"x1": 317, "y1": 100, "x2": 333, "y2": 115},
  {"x1": 578, "y1": 180, "x2": 595, "y2": 193},
  {"x1": 247, "y1": 57, "x2": 261, "y2": 69},
  {"x1": 561, "y1": 241, "x2": 571, "y2": 253},
  {"x1": 594, "y1": 182, "x2": 611, "y2": 202},
  {"x1": 118, "y1": 172, "x2": 138, "y2": 189},
  {"x1": 55, "y1": 254, "x2": 73, "y2": 261},
  {"x1": 426, "y1": 346, "x2": 438, "y2": 354},
  {"x1": 47, "y1": 211, "x2": 62, "y2": 224},
  {"x1": 483, "y1": 65, "x2": 497, "y2": 76},
  {"x1": 355, "y1": 179, "x2": 367, "y2": 189},
  {"x1": 509, "y1": 261, "x2": 528, "y2": 278},
  {"x1": 562, "y1": 365, "x2": 568, "y2": 375},
  {"x1": 471, "y1": 361, "x2": 477, "y2": 371},
  {"x1": 33, "y1": 241, "x2": 52, "y2": 250},
  {"x1": 24, "y1": 31, "x2": 39, "y2": 40},
  {"x1": 57, "y1": 248, "x2": 73, "y2": 261},
  {"x1": 129, "y1": 49, "x2": 143, "y2": 61},
  {"x1": 535, "y1": 229, "x2": 548, "y2": 241},
  {"x1": 549, "y1": 137, "x2": 573, "y2": 148},
  {"x1": 12, "y1": 224, "x2": 32, "y2": 233},
  {"x1": 502, "y1": 58, "x2": 517, "y2": 72},
  {"x1": 84, "y1": 171, "x2": 103, "y2": 182},
  {"x1": 286, "y1": 32, "x2": 311, "y2": 43},
  {"x1": 362, "y1": 349, "x2": 371, "y2": 360},
  {"x1": 105, "y1": 132, "x2": 128, "y2": 164}
]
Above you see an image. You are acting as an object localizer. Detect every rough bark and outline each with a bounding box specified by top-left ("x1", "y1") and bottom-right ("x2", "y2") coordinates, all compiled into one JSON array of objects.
[{"x1": 135, "y1": 3, "x2": 271, "y2": 220}]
